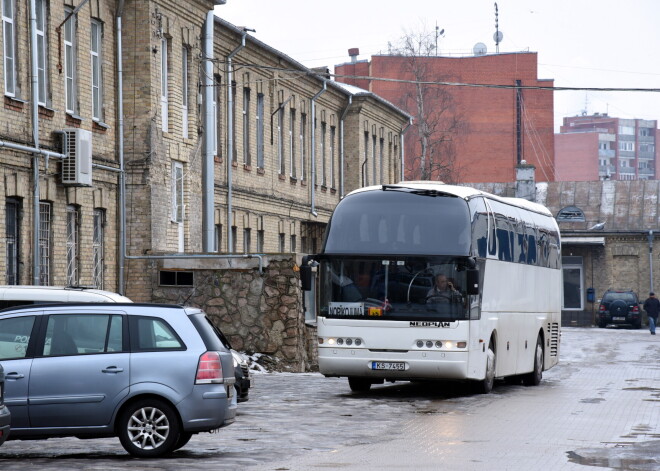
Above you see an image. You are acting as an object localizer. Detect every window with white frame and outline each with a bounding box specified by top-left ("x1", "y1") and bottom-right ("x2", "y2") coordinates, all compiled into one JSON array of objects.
[
  {"x1": 277, "y1": 107, "x2": 284, "y2": 174},
  {"x1": 243, "y1": 228, "x2": 251, "y2": 253},
  {"x1": 90, "y1": 19, "x2": 102, "y2": 121},
  {"x1": 618, "y1": 125, "x2": 634, "y2": 135},
  {"x1": 181, "y1": 46, "x2": 189, "y2": 139},
  {"x1": 5, "y1": 198, "x2": 19, "y2": 285},
  {"x1": 214, "y1": 223, "x2": 222, "y2": 253},
  {"x1": 213, "y1": 74, "x2": 221, "y2": 157},
  {"x1": 289, "y1": 108, "x2": 296, "y2": 177},
  {"x1": 330, "y1": 126, "x2": 336, "y2": 188},
  {"x1": 39, "y1": 201, "x2": 51, "y2": 285},
  {"x1": 372, "y1": 134, "x2": 377, "y2": 185},
  {"x1": 363, "y1": 131, "x2": 369, "y2": 186},
  {"x1": 3, "y1": 0, "x2": 16, "y2": 97},
  {"x1": 66, "y1": 205, "x2": 80, "y2": 286},
  {"x1": 243, "y1": 87, "x2": 251, "y2": 165},
  {"x1": 256, "y1": 92, "x2": 264, "y2": 168},
  {"x1": 160, "y1": 37, "x2": 168, "y2": 132},
  {"x1": 321, "y1": 122, "x2": 327, "y2": 186},
  {"x1": 64, "y1": 7, "x2": 77, "y2": 114},
  {"x1": 290, "y1": 234, "x2": 296, "y2": 253},
  {"x1": 93, "y1": 208, "x2": 104, "y2": 289},
  {"x1": 172, "y1": 162, "x2": 184, "y2": 223},
  {"x1": 300, "y1": 113, "x2": 307, "y2": 181},
  {"x1": 278, "y1": 232, "x2": 285, "y2": 252},
  {"x1": 379, "y1": 137, "x2": 384, "y2": 184},
  {"x1": 35, "y1": 0, "x2": 48, "y2": 105},
  {"x1": 619, "y1": 141, "x2": 634, "y2": 152},
  {"x1": 257, "y1": 229, "x2": 264, "y2": 252}
]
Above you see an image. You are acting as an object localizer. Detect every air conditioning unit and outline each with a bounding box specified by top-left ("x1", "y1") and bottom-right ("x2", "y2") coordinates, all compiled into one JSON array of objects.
[{"x1": 61, "y1": 128, "x2": 92, "y2": 186}]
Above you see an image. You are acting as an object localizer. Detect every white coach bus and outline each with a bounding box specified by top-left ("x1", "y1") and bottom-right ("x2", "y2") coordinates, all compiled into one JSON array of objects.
[{"x1": 301, "y1": 181, "x2": 561, "y2": 393}]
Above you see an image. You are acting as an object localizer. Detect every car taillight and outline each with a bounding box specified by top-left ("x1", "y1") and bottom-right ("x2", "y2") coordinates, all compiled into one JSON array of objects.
[
  {"x1": 196, "y1": 351, "x2": 224, "y2": 384},
  {"x1": 632, "y1": 305, "x2": 639, "y2": 313},
  {"x1": 598, "y1": 305, "x2": 606, "y2": 312}
]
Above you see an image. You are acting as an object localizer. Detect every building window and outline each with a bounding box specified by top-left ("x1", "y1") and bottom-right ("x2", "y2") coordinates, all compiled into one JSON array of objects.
[
  {"x1": 64, "y1": 7, "x2": 77, "y2": 114},
  {"x1": 618, "y1": 125, "x2": 634, "y2": 135},
  {"x1": 300, "y1": 113, "x2": 307, "y2": 181},
  {"x1": 330, "y1": 126, "x2": 336, "y2": 188},
  {"x1": 277, "y1": 107, "x2": 284, "y2": 175},
  {"x1": 159, "y1": 270, "x2": 193, "y2": 286},
  {"x1": 35, "y1": 0, "x2": 48, "y2": 105},
  {"x1": 372, "y1": 134, "x2": 377, "y2": 185},
  {"x1": 243, "y1": 228, "x2": 251, "y2": 253},
  {"x1": 2, "y1": 0, "x2": 16, "y2": 97},
  {"x1": 231, "y1": 226, "x2": 237, "y2": 253},
  {"x1": 160, "y1": 37, "x2": 168, "y2": 132},
  {"x1": 231, "y1": 81, "x2": 237, "y2": 162},
  {"x1": 181, "y1": 46, "x2": 189, "y2": 139},
  {"x1": 256, "y1": 92, "x2": 264, "y2": 169},
  {"x1": 562, "y1": 257, "x2": 584, "y2": 310},
  {"x1": 66, "y1": 205, "x2": 80, "y2": 286},
  {"x1": 278, "y1": 232, "x2": 285, "y2": 252},
  {"x1": 321, "y1": 122, "x2": 327, "y2": 186},
  {"x1": 619, "y1": 141, "x2": 634, "y2": 152},
  {"x1": 214, "y1": 223, "x2": 222, "y2": 253},
  {"x1": 243, "y1": 87, "x2": 251, "y2": 165},
  {"x1": 379, "y1": 137, "x2": 384, "y2": 184},
  {"x1": 290, "y1": 234, "x2": 296, "y2": 253},
  {"x1": 214, "y1": 74, "x2": 221, "y2": 157},
  {"x1": 5, "y1": 198, "x2": 20, "y2": 285},
  {"x1": 290, "y1": 109, "x2": 296, "y2": 177},
  {"x1": 90, "y1": 19, "x2": 102, "y2": 121},
  {"x1": 93, "y1": 209, "x2": 104, "y2": 289},
  {"x1": 257, "y1": 229, "x2": 264, "y2": 252},
  {"x1": 172, "y1": 162, "x2": 184, "y2": 223},
  {"x1": 363, "y1": 131, "x2": 369, "y2": 186},
  {"x1": 39, "y1": 201, "x2": 51, "y2": 285}
]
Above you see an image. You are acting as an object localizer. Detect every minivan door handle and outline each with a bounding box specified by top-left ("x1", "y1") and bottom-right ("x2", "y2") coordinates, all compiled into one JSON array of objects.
[
  {"x1": 5, "y1": 372, "x2": 25, "y2": 380},
  {"x1": 102, "y1": 366, "x2": 124, "y2": 374}
]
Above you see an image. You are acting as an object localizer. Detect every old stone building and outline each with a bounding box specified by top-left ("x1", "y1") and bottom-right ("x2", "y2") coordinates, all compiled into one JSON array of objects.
[{"x1": 0, "y1": 0, "x2": 120, "y2": 289}]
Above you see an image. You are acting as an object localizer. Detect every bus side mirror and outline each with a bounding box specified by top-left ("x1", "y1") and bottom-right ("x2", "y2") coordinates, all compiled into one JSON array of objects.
[
  {"x1": 466, "y1": 268, "x2": 479, "y2": 295},
  {"x1": 300, "y1": 255, "x2": 313, "y2": 291}
]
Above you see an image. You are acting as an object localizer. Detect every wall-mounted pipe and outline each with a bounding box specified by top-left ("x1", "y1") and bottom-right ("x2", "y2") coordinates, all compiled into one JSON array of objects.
[
  {"x1": 117, "y1": 0, "x2": 126, "y2": 294},
  {"x1": 649, "y1": 230, "x2": 654, "y2": 292},
  {"x1": 338, "y1": 96, "x2": 352, "y2": 198},
  {"x1": 310, "y1": 81, "x2": 327, "y2": 217},
  {"x1": 226, "y1": 30, "x2": 247, "y2": 252},
  {"x1": 29, "y1": 0, "x2": 41, "y2": 284},
  {"x1": 399, "y1": 118, "x2": 413, "y2": 182},
  {"x1": 202, "y1": 11, "x2": 215, "y2": 251}
]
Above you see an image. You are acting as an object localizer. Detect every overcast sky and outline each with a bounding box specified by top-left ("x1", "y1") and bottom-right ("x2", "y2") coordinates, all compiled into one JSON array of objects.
[{"x1": 215, "y1": 0, "x2": 660, "y2": 132}]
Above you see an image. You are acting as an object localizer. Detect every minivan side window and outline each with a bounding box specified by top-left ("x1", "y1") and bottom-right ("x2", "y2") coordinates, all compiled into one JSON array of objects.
[
  {"x1": 131, "y1": 316, "x2": 184, "y2": 351},
  {"x1": 43, "y1": 314, "x2": 125, "y2": 356},
  {"x1": 0, "y1": 316, "x2": 36, "y2": 360}
]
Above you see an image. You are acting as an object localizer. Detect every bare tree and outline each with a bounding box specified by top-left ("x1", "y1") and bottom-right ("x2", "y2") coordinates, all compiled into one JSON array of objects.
[{"x1": 390, "y1": 28, "x2": 467, "y2": 183}]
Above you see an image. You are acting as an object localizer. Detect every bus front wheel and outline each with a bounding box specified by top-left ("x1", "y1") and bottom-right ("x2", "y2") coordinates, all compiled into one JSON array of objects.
[
  {"x1": 522, "y1": 336, "x2": 544, "y2": 386},
  {"x1": 348, "y1": 377, "x2": 372, "y2": 392},
  {"x1": 475, "y1": 341, "x2": 496, "y2": 394}
]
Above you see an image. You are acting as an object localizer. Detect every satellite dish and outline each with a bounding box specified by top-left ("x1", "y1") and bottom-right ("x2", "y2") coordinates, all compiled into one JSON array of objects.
[
  {"x1": 493, "y1": 31, "x2": 504, "y2": 43},
  {"x1": 473, "y1": 42, "x2": 487, "y2": 56}
]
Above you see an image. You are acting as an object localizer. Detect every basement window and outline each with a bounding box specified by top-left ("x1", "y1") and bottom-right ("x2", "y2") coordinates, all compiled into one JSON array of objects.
[{"x1": 159, "y1": 270, "x2": 193, "y2": 287}]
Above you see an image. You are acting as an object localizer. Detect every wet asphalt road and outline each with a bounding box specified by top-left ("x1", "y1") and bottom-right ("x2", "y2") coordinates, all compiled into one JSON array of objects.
[{"x1": 0, "y1": 327, "x2": 659, "y2": 470}]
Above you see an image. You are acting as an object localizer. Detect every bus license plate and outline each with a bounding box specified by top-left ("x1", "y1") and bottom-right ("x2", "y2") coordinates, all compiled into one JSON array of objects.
[{"x1": 372, "y1": 361, "x2": 405, "y2": 371}]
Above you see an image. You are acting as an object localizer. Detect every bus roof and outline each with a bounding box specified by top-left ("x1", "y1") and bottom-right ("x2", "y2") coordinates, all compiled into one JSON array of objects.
[{"x1": 346, "y1": 182, "x2": 553, "y2": 217}]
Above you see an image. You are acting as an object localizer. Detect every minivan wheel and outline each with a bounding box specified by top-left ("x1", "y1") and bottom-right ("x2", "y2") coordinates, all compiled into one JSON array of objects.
[{"x1": 118, "y1": 399, "x2": 180, "y2": 457}]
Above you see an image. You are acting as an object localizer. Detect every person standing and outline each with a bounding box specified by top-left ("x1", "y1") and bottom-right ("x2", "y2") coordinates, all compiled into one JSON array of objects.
[{"x1": 643, "y1": 292, "x2": 660, "y2": 335}]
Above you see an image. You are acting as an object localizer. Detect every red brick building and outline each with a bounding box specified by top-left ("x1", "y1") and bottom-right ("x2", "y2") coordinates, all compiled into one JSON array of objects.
[{"x1": 335, "y1": 52, "x2": 555, "y2": 183}]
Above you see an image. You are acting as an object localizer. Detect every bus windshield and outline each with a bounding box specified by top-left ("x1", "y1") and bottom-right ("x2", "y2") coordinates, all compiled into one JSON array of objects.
[
  {"x1": 318, "y1": 256, "x2": 473, "y2": 322},
  {"x1": 322, "y1": 189, "x2": 471, "y2": 256}
]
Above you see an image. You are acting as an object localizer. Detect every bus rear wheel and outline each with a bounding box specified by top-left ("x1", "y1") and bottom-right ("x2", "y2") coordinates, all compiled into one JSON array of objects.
[
  {"x1": 348, "y1": 377, "x2": 372, "y2": 392},
  {"x1": 522, "y1": 336, "x2": 544, "y2": 386}
]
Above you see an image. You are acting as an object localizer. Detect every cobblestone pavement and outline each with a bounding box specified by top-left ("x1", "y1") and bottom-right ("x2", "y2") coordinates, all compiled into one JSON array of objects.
[{"x1": 0, "y1": 327, "x2": 659, "y2": 470}]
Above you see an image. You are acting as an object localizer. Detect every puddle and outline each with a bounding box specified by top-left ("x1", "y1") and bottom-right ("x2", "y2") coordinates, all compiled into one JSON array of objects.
[{"x1": 567, "y1": 440, "x2": 660, "y2": 470}]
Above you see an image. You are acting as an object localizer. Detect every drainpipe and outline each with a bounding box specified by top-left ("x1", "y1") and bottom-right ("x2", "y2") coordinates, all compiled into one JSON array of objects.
[
  {"x1": 399, "y1": 118, "x2": 413, "y2": 182},
  {"x1": 201, "y1": 11, "x2": 215, "y2": 252},
  {"x1": 649, "y1": 230, "x2": 654, "y2": 292},
  {"x1": 226, "y1": 31, "x2": 247, "y2": 252},
  {"x1": 339, "y1": 96, "x2": 352, "y2": 198},
  {"x1": 117, "y1": 0, "x2": 126, "y2": 294},
  {"x1": 310, "y1": 81, "x2": 327, "y2": 216},
  {"x1": 29, "y1": 0, "x2": 41, "y2": 284}
]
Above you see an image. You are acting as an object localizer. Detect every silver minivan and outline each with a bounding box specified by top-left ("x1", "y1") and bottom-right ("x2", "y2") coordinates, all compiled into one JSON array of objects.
[{"x1": 0, "y1": 303, "x2": 236, "y2": 457}]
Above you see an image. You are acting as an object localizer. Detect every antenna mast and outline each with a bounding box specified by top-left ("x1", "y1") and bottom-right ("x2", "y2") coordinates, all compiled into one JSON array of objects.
[{"x1": 494, "y1": 2, "x2": 502, "y2": 53}]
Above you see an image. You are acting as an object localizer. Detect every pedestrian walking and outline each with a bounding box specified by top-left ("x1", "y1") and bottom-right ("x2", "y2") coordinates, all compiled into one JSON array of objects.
[{"x1": 643, "y1": 292, "x2": 660, "y2": 335}]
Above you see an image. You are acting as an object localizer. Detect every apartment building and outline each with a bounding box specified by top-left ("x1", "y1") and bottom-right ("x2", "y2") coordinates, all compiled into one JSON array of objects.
[
  {"x1": 555, "y1": 113, "x2": 658, "y2": 181},
  {"x1": 0, "y1": 0, "x2": 119, "y2": 289}
]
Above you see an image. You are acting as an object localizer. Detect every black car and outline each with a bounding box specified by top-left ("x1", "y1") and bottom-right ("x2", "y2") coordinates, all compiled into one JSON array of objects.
[
  {"x1": 0, "y1": 363, "x2": 11, "y2": 446},
  {"x1": 597, "y1": 289, "x2": 641, "y2": 328}
]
